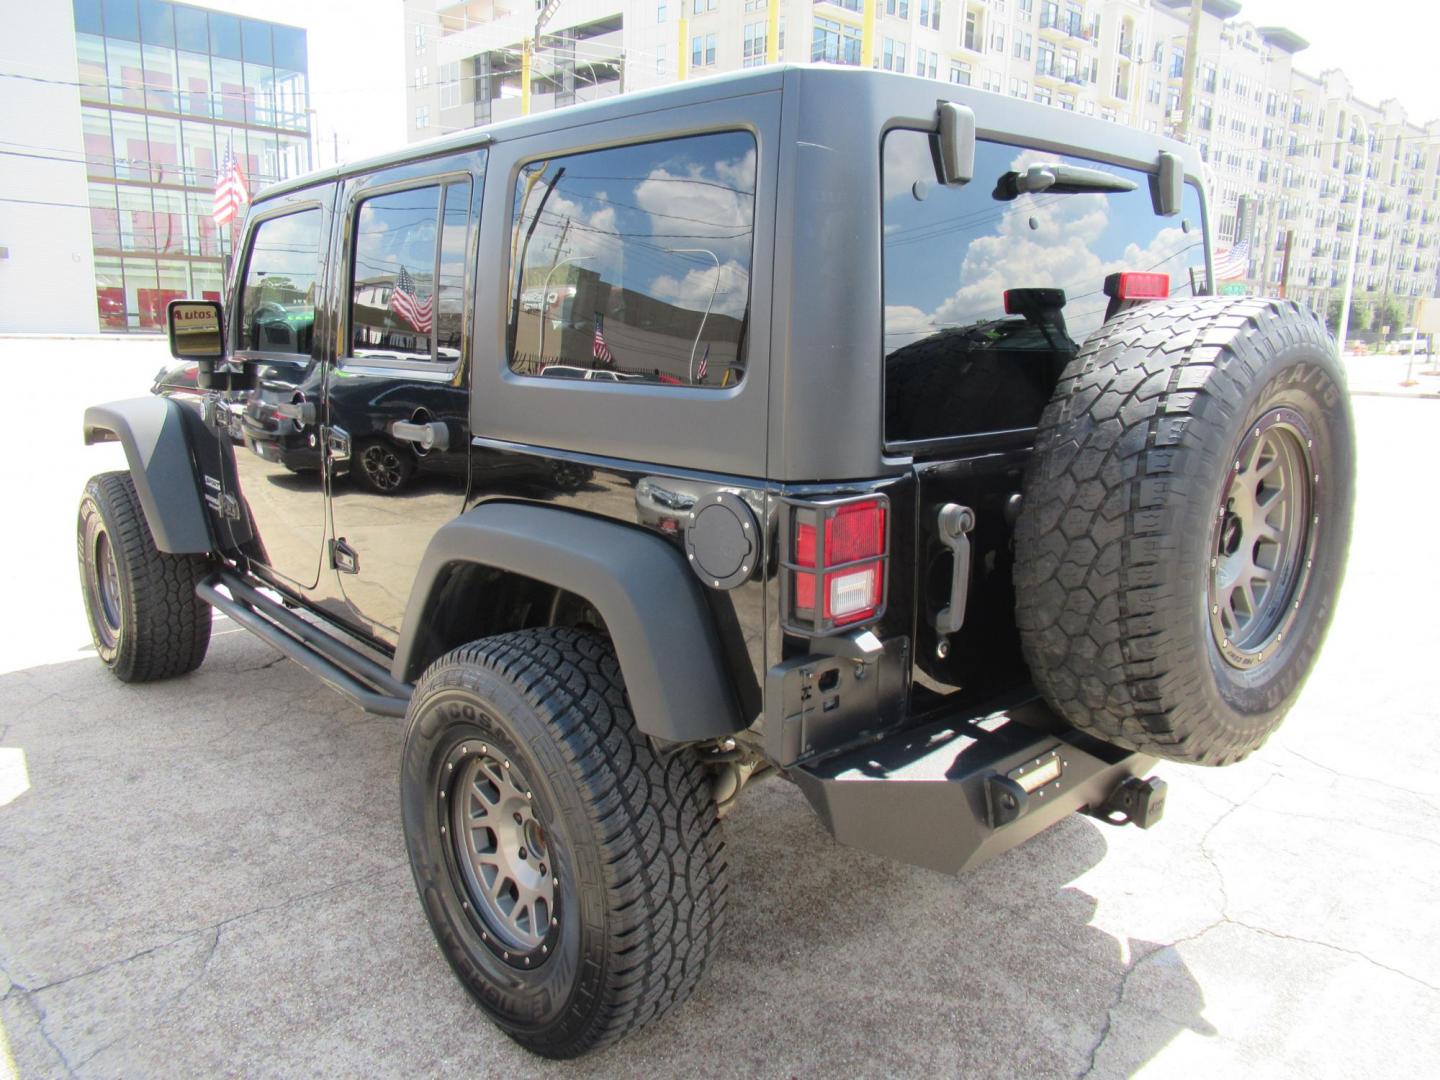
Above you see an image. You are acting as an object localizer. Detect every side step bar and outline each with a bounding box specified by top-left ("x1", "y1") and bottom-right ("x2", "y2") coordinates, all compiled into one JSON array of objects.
[
  {"x1": 790, "y1": 700, "x2": 1161, "y2": 875},
  {"x1": 197, "y1": 571, "x2": 412, "y2": 718}
]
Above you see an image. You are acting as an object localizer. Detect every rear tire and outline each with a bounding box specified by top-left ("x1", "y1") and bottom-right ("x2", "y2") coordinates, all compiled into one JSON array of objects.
[
  {"x1": 400, "y1": 627, "x2": 727, "y2": 1058},
  {"x1": 77, "y1": 471, "x2": 212, "y2": 682},
  {"x1": 1014, "y1": 298, "x2": 1354, "y2": 765}
]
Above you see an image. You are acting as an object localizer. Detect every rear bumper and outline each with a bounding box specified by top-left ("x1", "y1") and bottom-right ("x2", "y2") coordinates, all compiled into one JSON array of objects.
[{"x1": 790, "y1": 699, "x2": 1157, "y2": 875}]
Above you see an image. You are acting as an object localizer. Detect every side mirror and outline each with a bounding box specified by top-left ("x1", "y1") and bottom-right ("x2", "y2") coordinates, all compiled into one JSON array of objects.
[{"x1": 166, "y1": 299, "x2": 225, "y2": 361}]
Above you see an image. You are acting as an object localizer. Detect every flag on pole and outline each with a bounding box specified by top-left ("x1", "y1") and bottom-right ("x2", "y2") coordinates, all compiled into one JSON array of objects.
[
  {"x1": 212, "y1": 145, "x2": 249, "y2": 226},
  {"x1": 389, "y1": 265, "x2": 434, "y2": 334},
  {"x1": 1213, "y1": 237, "x2": 1251, "y2": 281},
  {"x1": 592, "y1": 312, "x2": 614, "y2": 364},
  {"x1": 696, "y1": 342, "x2": 709, "y2": 383}
]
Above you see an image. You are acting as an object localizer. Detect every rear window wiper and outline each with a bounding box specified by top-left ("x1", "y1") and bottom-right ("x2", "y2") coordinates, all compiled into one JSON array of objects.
[{"x1": 993, "y1": 163, "x2": 1138, "y2": 201}]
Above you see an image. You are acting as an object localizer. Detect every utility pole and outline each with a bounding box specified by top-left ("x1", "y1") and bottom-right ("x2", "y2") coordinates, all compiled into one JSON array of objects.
[
  {"x1": 678, "y1": 15, "x2": 688, "y2": 80},
  {"x1": 1176, "y1": 0, "x2": 1203, "y2": 141},
  {"x1": 766, "y1": 0, "x2": 780, "y2": 64},
  {"x1": 1279, "y1": 229, "x2": 1294, "y2": 298}
]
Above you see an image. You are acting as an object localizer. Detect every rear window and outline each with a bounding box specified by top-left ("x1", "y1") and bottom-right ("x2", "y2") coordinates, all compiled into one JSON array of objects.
[
  {"x1": 507, "y1": 130, "x2": 756, "y2": 390},
  {"x1": 882, "y1": 131, "x2": 1207, "y2": 444}
]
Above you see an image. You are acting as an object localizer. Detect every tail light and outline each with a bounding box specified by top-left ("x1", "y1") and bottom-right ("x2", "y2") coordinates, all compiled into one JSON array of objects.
[
  {"x1": 782, "y1": 495, "x2": 889, "y2": 634},
  {"x1": 1103, "y1": 272, "x2": 1170, "y2": 301}
]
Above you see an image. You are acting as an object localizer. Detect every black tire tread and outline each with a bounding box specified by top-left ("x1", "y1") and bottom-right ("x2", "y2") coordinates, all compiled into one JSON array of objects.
[
  {"x1": 81, "y1": 471, "x2": 212, "y2": 682},
  {"x1": 419, "y1": 626, "x2": 726, "y2": 1056},
  {"x1": 1014, "y1": 297, "x2": 1339, "y2": 765}
]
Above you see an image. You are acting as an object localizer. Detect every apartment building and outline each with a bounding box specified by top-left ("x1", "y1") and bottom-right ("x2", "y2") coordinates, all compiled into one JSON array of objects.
[{"x1": 403, "y1": 0, "x2": 1440, "y2": 322}]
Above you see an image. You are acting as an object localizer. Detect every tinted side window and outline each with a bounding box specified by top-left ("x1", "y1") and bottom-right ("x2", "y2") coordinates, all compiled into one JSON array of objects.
[
  {"x1": 350, "y1": 179, "x2": 471, "y2": 363},
  {"x1": 507, "y1": 131, "x2": 756, "y2": 389},
  {"x1": 882, "y1": 132, "x2": 1207, "y2": 443},
  {"x1": 238, "y1": 207, "x2": 323, "y2": 354}
]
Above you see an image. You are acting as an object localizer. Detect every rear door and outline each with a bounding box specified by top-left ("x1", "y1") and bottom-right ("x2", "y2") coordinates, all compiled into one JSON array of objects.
[
  {"x1": 224, "y1": 185, "x2": 336, "y2": 591},
  {"x1": 879, "y1": 129, "x2": 1208, "y2": 708},
  {"x1": 324, "y1": 151, "x2": 485, "y2": 645}
]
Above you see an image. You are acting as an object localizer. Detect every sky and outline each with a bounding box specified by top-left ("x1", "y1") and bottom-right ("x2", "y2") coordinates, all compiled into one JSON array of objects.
[
  {"x1": 1237, "y1": 0, "x2": 1440, "y2": 123},
  {"x1": 211, "y1": 0, "x2": 407, "y2": 167}
]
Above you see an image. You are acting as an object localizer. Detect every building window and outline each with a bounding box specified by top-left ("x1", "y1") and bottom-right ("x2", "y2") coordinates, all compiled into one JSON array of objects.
[
  {"x1": 692, "y1": 0, "x2": 717, "y2": 13},
  {"x1": 950, "y1": 62, "x2": 972, "y2": 85},
  {"x1": 657, "y1": 42, "x2": 668, "y2": 74},
  {"x1": 440, "y1": 62, "x2": 460, "y2": 108},
  {"x1": 964, "y1": 9, "x2": 981, "y2": 51},
  {"x1": 812, "y1": 17, "x2": 862, "y2": 66},
  {"x1": 882, "y1": 37, "x2": 908, "y2": 72},
  {"x1": 415, "y1": 104, "x2": 429, "y2": 130},
  {"x1": 507, "y1": 131, "x2": 757, "y2": 389},
  {"x1": 743, "y1": 21, "x2": 767, "y2": 67},
  {"x1": 415, "y1": 25, "x2": 426, "y2": 53},
  {"x1": 915, "y1": 47, "x2": 937, "y2": 78},
  {"x1": 658, "y1": 3, "x2": 667, "y2": 21},
  {"x1": 920, "y1": 1, "x2": 941, "y2": 30},
  {"x1": 692, "y1": 33, "x2": 717, "y2": 66},
  {"x1": 413, "y1": 66, "x2": 428, "y2": 89}
]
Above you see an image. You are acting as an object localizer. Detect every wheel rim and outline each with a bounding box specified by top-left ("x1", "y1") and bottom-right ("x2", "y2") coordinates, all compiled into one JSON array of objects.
[
  {"x1": 1208, "y1": 407, "x2": 1317, "y2": 668},
  {"x1": 360, "y1": 444, "x2": 404, "y2": 490},
  {"x1": 447, "y1": 745, "x2": 559, "y2": 962},
  {"x1": 92, "y1": 529, "x2": 122, "y2": 646}
]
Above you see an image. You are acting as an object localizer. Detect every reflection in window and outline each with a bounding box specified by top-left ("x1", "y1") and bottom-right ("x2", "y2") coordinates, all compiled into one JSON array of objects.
[
  {"x1": 507, "y1": 131, "x2": 756, "y2": 389},
  {"x1": 238, "y1": 208, "x2": 322, "y2": 354},
  {"x1": 350, "y1": 180, "x2": 471, "y2": 363},
  {"x1": 881, "y1": 131, "x2": 1206, "y2": 443}
]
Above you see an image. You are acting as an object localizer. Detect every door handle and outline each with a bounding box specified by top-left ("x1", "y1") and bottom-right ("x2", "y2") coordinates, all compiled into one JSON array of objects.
[
  {"x1": 327, "y1": 426, "x2": 351, "y2": 462},
  {"x1": 934, "y1": 503, "x2": 976, "y2": 638},
  {"x1": 390, "y1": 420, "x2": 449, "y2": 452}
]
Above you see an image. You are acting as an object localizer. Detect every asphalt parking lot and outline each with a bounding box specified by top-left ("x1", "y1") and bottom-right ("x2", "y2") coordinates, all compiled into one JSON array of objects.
[{"x1": 1, "y1": 338, "x2": 1438, "y2": 1078}]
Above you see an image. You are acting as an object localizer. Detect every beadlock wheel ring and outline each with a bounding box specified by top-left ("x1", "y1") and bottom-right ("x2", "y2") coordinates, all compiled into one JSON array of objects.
[
  {"x1": 440, "y1": 738, "x2": 561, "y2": 968},
  {"x1": 1208, "y1": 406, "x2": 1319, "y2": 670}
]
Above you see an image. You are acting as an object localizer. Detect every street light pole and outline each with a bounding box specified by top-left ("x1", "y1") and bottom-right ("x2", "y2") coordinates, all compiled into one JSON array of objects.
[
  {"x1": 666, "y1": 248, "x2": 720, "y2": 383},
  {"x1": 1337, "y1": 116, "x2": 1370, "y2": 355}
]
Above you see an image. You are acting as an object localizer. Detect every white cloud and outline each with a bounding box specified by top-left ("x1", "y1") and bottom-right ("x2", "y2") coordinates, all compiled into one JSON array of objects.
[{"x1": 650, "y1": 259, "x2": 751, "y2": 319}]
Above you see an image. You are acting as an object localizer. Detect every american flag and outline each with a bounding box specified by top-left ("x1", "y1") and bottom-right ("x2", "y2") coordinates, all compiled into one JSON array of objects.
[
  {"x1": 1214, "y1": 237, "x2": 1251, "y2": 281},
  {"x1": 389, "y1": 265, "x2": 434, "y2": 334},
  {"x1": 696, "y1": 343, "x2": 709, "y2": 383},
  {"x1": 592, "y1": 312, "x2": 614, "y2": 364},
  {"x1": 212, "y1": 145, "x2": 249, "y2": 226}
]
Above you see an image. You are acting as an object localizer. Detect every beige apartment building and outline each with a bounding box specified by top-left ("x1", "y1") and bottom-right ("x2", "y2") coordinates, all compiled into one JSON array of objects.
[{"x1": 403, "y1": 0, "x2": 1440, "y2": 324}]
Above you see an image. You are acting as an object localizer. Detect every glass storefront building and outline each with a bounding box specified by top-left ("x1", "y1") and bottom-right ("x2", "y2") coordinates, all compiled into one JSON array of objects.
[{"x1": 71, "y1": 0, "x2": 310, "y2": 331}]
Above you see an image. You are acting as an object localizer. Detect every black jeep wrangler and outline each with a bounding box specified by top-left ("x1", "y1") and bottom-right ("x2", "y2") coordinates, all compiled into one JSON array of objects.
[{"x1": 77, "y1": 67, "x2": 1353, "y2": 1058}]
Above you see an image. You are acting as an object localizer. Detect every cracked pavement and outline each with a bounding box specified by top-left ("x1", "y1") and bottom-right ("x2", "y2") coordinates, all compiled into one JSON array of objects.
[{"x1": 1, "y1": 340, "x2": 1438, "y2": 1077}]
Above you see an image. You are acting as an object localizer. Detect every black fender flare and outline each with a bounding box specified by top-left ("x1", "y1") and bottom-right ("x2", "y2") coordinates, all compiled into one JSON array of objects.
[
  {"x1": 393, "y1": 502, "x2": 745, "y2": 744},
  {"x1": 83, "y1": 397, "x2": 213, "y2": 554}
]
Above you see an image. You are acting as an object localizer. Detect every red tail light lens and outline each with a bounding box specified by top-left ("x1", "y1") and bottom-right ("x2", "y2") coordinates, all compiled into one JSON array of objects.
[
  {"x1": 1104, "y1": 271, "x2": 1170, "y2": 301},
  {"x1": 789, "y1": 497, "x2": 888, "y2": 630}
]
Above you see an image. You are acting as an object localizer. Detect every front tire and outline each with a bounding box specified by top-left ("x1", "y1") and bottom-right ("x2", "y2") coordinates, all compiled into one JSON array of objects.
[
  {"x1": 400, "y1": 627, "x2": 727, "y2": 1058},
  {"x1": 77, "y1": 471, "x2": 212, "y2": 682},
  {"x1": 1014, "y1": 298, "x2": 1354, "y2": 765}
]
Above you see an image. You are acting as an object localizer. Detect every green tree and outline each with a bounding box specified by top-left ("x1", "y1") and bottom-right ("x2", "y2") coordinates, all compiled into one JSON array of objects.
[{"x1": 1372, "y1": 297, "x2": 1404, "y2": 335}]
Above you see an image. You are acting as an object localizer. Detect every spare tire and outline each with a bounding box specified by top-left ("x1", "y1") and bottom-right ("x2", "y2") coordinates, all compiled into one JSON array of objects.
[{"x1": 1014, "y1": 297, "x2": 1354, "y2": 765}]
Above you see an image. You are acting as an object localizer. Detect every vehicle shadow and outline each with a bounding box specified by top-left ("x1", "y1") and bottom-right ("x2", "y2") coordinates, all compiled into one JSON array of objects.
[{"x1": 0, "y1": 633, "x2": 1213, "y2": 1078}]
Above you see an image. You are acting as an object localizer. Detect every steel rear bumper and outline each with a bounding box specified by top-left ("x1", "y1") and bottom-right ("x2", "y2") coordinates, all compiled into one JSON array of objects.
[{"x1": 790, "y1": 699, "x2": 1160, "y2": 875}]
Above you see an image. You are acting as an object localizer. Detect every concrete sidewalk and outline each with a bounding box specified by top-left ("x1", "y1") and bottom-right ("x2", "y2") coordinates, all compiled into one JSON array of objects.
[
  {"x1": 1342, "y1": 350, "x2": 1440, "y2": 399},
  {"x1": 2, "y1": 341, "x2": 1438, "y2": 1079}
]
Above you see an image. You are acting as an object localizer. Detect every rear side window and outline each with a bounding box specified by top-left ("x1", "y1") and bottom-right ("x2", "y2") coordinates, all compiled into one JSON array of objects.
[
  {"x1": 507, "y1": 130, "x2": 756, "y2": 389},
  {"x1": 882, "y1": 131, "x2": 1206, "y2": 444},
  {"x1": 238, "y1": 207, "x2": 323, "y2": 354},
  {"x1": 349, "y1": 180, "x2": 472, "y2": 363}
]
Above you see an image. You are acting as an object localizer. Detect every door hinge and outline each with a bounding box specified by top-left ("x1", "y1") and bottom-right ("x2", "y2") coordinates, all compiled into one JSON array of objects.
[{"x1": 330, "y1": 537, "x2": 359, "y2": 575}]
